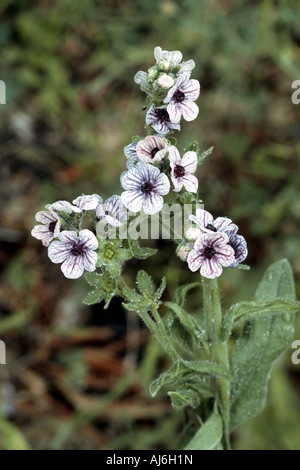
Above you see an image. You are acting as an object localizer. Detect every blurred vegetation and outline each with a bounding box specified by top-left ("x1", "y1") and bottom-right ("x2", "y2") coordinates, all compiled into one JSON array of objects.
[{"x1": 0, "y1": 0, "x2": 300, "y2": 450}]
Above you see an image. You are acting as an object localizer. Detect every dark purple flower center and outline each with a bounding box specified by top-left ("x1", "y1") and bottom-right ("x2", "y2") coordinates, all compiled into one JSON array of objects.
[
  {"x1": 141, "y1": 181, "x2": 154, "y2": 194},
  {"x1": 155, "y1": 108, "x2": 170, "y2": 122},
  {"x1": 206, "y1": 223, "x2": 217, "y2": 232},
  {"x1": 204, "y1": 246, "x2": 216, "y2": 259},
  {"x1": 49, "y1": 221, "x2": 57, "y2": 233},
  {"x1": 173, "y1": 90, "x2": 185, "y2": 103},
  {"x1": 174, "y1": 165, "x2": 185, "y2": 178},
  {"x1": 151, "y1": 147, "x2": 160, "y2": 159},
  {"x1": 71, "y1": 243, "x2": 85, "y2": 256}
]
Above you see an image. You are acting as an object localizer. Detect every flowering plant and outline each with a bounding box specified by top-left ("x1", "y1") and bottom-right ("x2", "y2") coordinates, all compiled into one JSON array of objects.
[{"x1": 32, "y1": 46, "x2": 300, "y2": 450}]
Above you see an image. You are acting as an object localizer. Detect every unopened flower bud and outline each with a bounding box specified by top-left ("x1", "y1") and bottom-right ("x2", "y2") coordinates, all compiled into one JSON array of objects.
[
  {"x1": 157, "y1": 73, "x2": 175, "y2": 89},
  {"x1": 158, "y1": 59, "x2": 172, "y2": 71},
  {"x1": 185, "y1": 227, "x2": 201, "y2": 241},
  {"x1": 147, "y1": 67, "x2": 158, "y2": 81},
  {"x1": 176, "y1": 244, "x2": 192, "y2": 261}
]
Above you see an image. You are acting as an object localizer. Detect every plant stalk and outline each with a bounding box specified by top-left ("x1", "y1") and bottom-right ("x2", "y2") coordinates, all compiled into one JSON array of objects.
[{"x1": 202, "y1": 277, "x2": 231, "y2": 450}]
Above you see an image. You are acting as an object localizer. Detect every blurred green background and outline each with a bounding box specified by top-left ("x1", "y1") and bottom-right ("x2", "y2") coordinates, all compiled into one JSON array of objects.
[{"x1": 1, "y1": 0, "x2": 300, "y2": 450}]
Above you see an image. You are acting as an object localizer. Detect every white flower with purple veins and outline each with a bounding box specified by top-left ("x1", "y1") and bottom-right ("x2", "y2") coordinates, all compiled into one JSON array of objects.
[
  {"x1": 227, "y1": 229, "x2": 248, "y2": 268},
  {"x1": 168, "y1": 146, "x2": 198, "y2": 193},
  {"x1": 187, "y1": 232, "x2": 235, "y2": 279},
  {"x1": 96, "y1": 195, "x2": 128, "y2": 227},
  {"x1": 134, "y1": 71, "x2": 152, "y2": 93},
  {"x1": 136, "y1": 136, "x2": 168, "y2": 164},
  {"x1": 48, "y1": 229, "x2": 98, "y2": 279},
  {"x1": 124, "y1": 142, "x2": 139, "y2": 169},
  {"x1": 146, "y1": 105, "x2": 180, "y2": 135},
  {"x1": 51, "y1": 200, "x2": 82, "y2": 215},
  {"x1": 164, "y1": 73, "x2": 200, "y2": 123},
  {"x1": 72, "y1": 194, "x2": 100, "y2": 211},
  {"x1": 189, "y1": 209, "x2": 237, "y2": 234},
  {"x1": 31, "y1": 206, "x2": 61, "y2": 247},
  {"x1": 153, "y1": 46, "x2": 195, "y2": 75},
  {"x1": 121, "y1": 163, "x2": 170, "y2": 215},
  {"x1": 154, "y1": 47, "x2": 183, "y2": 69}
]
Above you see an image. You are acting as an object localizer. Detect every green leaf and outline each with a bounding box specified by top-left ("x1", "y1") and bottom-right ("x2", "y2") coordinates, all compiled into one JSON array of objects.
[
  {"x1": 84, "y1": 270, "x2": 117, "y2": 309},
  {"x1": 150, "y1": 362, "x2": 181, "y2": 397},
  {"x1": 184, "y1": 402, "x2": 223, "y2": 450},
  {"x1": 154, "y1": 276, "x2": 167, "y2": 302},
  {"x1": 0, "y1": 417, "x2": 31, "y2": 450},
  {"x1": 173, "y1": 282, "x2": 201, "y2": 307},
  {"x1": 185, "y1": 140, "x2": 200, "y2": 154},
  {"x1": 164, "y1": 301, "x2": 205, "y2": 345},
  {"x1": 168, "y1": 389, "x2": 201, "y2": 410},
  {"x1": 197, "y1": 146, "x2": 214, "y2": 165},
  {"x1": 117, "y1": 248, "x2": 133, "y2": 261},
  {"x1": 232, "y1": 298, "x2": 300, "y2": 325},
  {"x1": 83, "y1": 290, "x2": 106, "y2": 306},
  {"x1": 128, "y1": 239, "x2": 157, "y2": 259},
  {"x1": 230, "y1": 259, "x2": 296, "y2": 430},
  {"x1": 182, "y1": 360, "x2": 232, "y2": 380},
  {"x1": 222, "y1": 297, "x2": 300, "y2": 341},
  {"x1": 136, "y1": 270, "x2": 156, "y2": 297},
  {"x1": 84, "y1": 272, "x2": 103, "y2": 287},
  {"x1": 168, "y1": 136, "x2": 177, "y2": 146}
]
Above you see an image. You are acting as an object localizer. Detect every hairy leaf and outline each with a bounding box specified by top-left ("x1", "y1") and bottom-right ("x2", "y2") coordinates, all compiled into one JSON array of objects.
[
  {"x1": 136, "y1": 270, "x2": 156, "y2": 297},
  {"x1": 230, "y1": 259, "x2": 296, "y2": 430},
  {"x1": 168, "y1": 389, "x2": 201, "y2": 410},
  {"x1": 82, "y1": 290, "x2": 106, "y2": 306},
  {"x1": 183, "y1": 360, "x2": 232, "y2": 380},
  {"x1": 184, "y1": 402, "x2": 223, "y2": 450},
  {"x1": 173, "y1": 282, "x2": 201, "y2": 307},
  {"x1": 165, "y1": 301, "x2": 206, "y2": 346}
]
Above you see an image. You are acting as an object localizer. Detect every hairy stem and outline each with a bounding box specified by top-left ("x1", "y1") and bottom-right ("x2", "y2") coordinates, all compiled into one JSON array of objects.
[{"x1": 203, "y1": 277, "x2": 231, "y2": 450}]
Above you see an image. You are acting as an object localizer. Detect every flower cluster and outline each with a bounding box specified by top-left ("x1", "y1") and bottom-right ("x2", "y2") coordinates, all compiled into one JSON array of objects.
[
  {"x1": 135, "y1": 46, "x2": 200, "y2": 134},
  {"x1": 31, "y1": 194, "x2": 128, "y2": 279},
  {"x1": 121, "y1": 48, "x2": 202, "y2": 215},
  {"x1": 180, "y1": 209, "x2": 248, "y2": 278},
  {"x1": 32, "y1": 46, "x2": 248, "y2": 282}
]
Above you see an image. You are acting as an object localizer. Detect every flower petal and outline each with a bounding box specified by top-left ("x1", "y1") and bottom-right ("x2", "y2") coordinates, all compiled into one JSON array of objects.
[
  {"x1": 143, "y1": 193, "x2": 164, "y2": 215},
  {"x1": 51, "y1": 200, "x2": 81, "y2": 214},
  {"x1": 168, "y1": 145, "x2": 181, "y2": 166},
  {"x1": 61, "y1": 255, "x2": 84, "y2": 279},
  {"x1": 120, "y1": 168, "x2": 143, "y2": 190},
  {"x1": 82, "y1": 250, "x2": 98, "y2": 272},
  {"x1": 137, "y1": 162, "x2": 160, "y2": 182},
  {"x1": 180, "y1": 100, "x2": 199, "y2": 122},
  {"x1": 154, "y1": 46, "x2": 163, "y2": 62},
  {"x1": 213, "y1": 217, "x2": 235, "y2": 232},
  {"x1": 121, "y1": 191, "x2": 144, "y2": 213},
  {"x1": 200, "y1": 259, "x2": 223, "y2": 279},
  {"x1": 35, "y1": 210, "x2": 57, "y2": 225},
  {"x1": 31, "y1": 225, "x2": 54, "y2": 246},
  {"x1": 48, "y1": 240, "x2": 71, "y2": 263},
  {"x1": 182, "y1": 79, "x2": 200, "y2": 101},
  {"x1": 78, "y1": 229, "x2": 98, "y2": 251},
  {"x1": 187, "y1": 249, "x2": 205, "y2": 272},
  {"x1": 181, "y1": 151, "x2": 197, "y2": 174},
  {"x1": 155, "y1": 173, "x2": 170, "y2": 195},
  {"x1": 72, "y1": 194, "x2": 100, "y2": 210},
  {"x1": 171, "y1": 176, "x2": 183, "y2": 192},
  {"x1": 181, "y1": 174, "x2": 198, "y2": 193},
  {"x1": 58, "y1": 231, "x2": 78, "y2": 245},
  {"x1": 189, "y1": 209, "x2": 213, "y2": 231},
  {"x1": 179, "y1": 59, "x2": 195, "y2": 74},
  {"x1": 166, "y1": 102, "x2": 182, "y2": 123}
]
